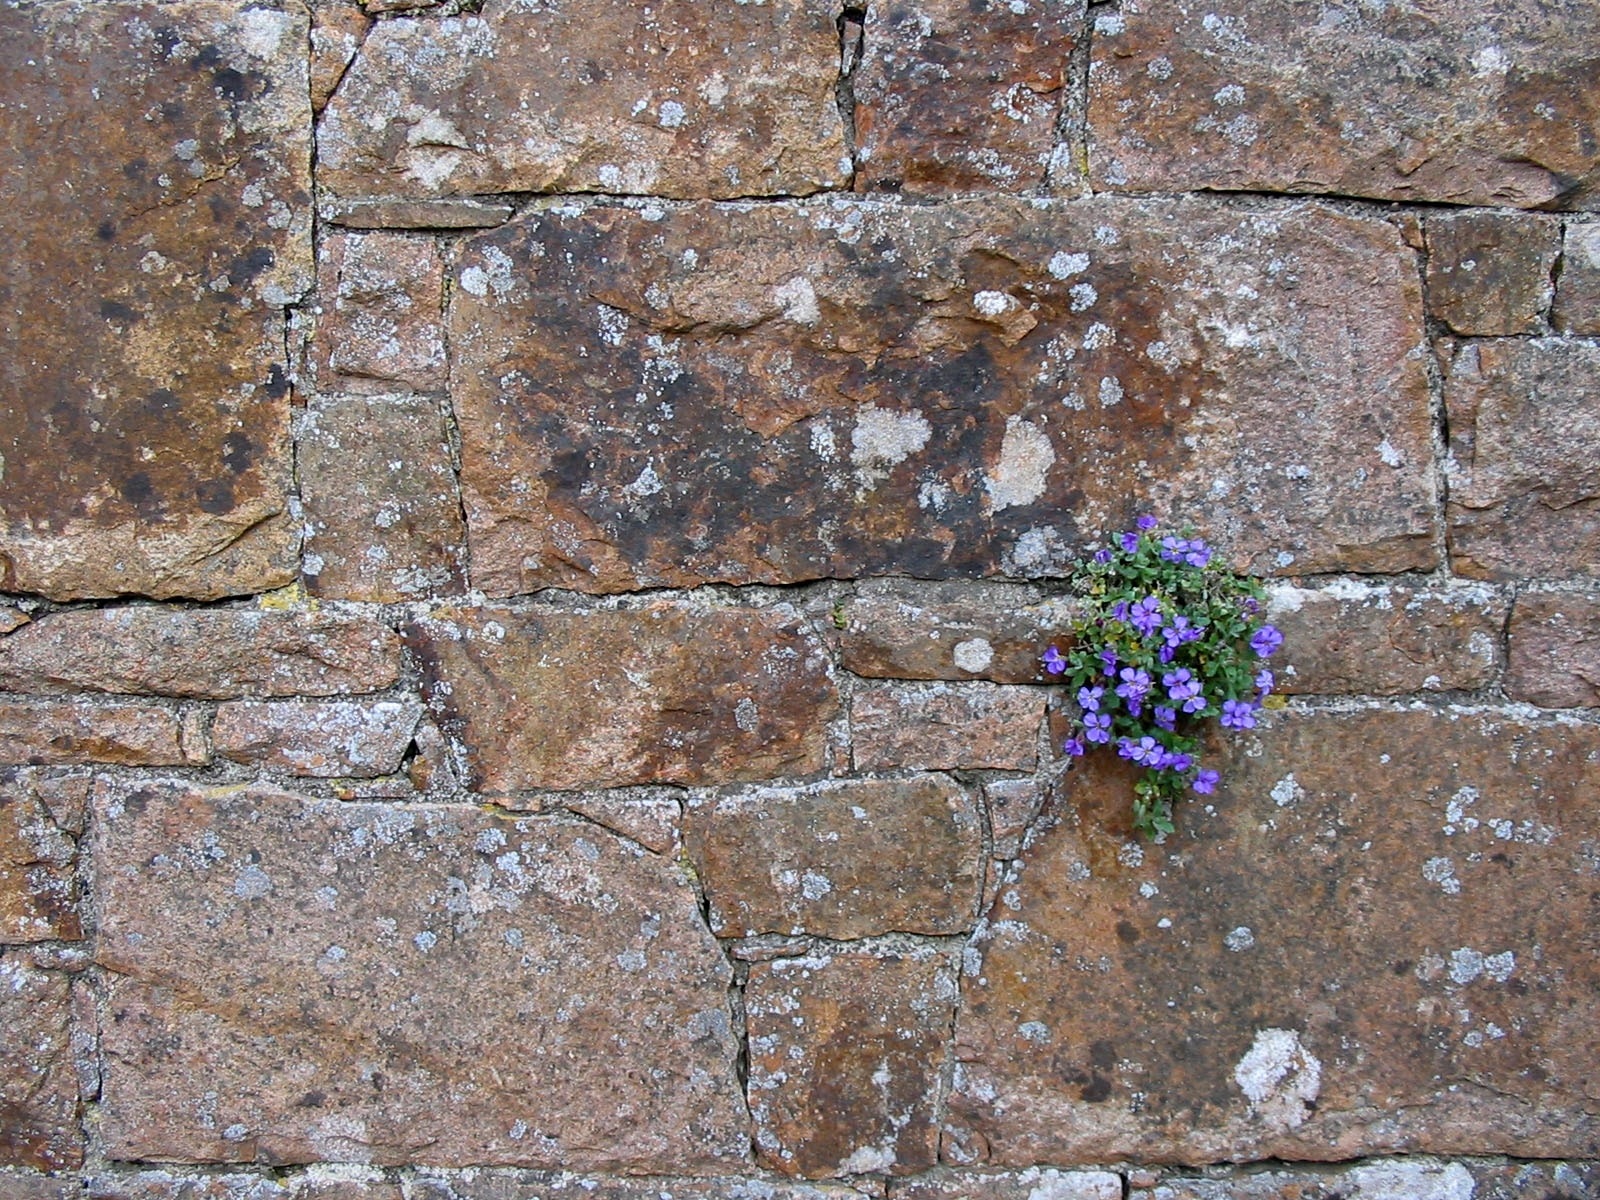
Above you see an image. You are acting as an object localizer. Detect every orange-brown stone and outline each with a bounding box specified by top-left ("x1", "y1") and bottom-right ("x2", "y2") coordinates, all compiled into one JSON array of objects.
[
  {"x1": 0, "y1": 772, "x2": 87, "y2": 944},
  {"x1": 0, "y1": 953, "x2": 82, "y2": 1170}
]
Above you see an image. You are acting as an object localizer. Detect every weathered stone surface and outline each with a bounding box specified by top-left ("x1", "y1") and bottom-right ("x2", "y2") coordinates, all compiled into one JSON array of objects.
[
  {"x1": 0, "y1": 953, "x2": 82, "y2": 1170},
  {"x1": 982, "y1": 778, "x2": 1049, "y2": 860},
  {"x1": 851, "y1": 683, "x2": 1042, "y2": 772},
  {"x1": 450, "y1": 196, "x2": 1435, "y2": 595},
  {"x1": 1266, "y1": 582, "x2": 1505, "y2": 696},
  {"x1": 1506, "y1": 590, "x2": 1600, "y2": 707},
  {"x1": 684, "y1": 776, "x2": 983, "y2": 939},
  {"x1": 890, "y1": 1169, "x2": 1121, "y2": 1200},
  {"x1": 0, "y1": 772, "x2": 86, "y2": 944},
  {"x1": 92, "y1": 781, "x2": 747, "y2": 1169},
  {"x1": 409, "y1": 1173, "x2": 871, "y2": 1200},
  {"x1": 1554, "y1": 221, "x2": 1600, "y2": 334},
  {"x1": 748, "y1": 949, "x2": 957, "y2": 1178},
  {"x1": 554, "y1": 793, "x2": 682, "y2": 856},
  {"x1": 1087, "y1": 0, "x2": 1600, "y2": 208},
  {"x1": 407, "y1": 605, "x2": 838, "y2": 792},
  {"x1": 1133, "y1": 1158, "x2": 1600, "y2": 1200},
  {"x1": 323, "y1": 199, "x2": 517, "y2": 231},
  {"x1": 317, "y1": 0, "x2": 846, "y2": 202},
  {"x1": 0, "y1": 608, "x2": 28, "y2": 636},
  {"x1": 834, "y1": 581, "x2": 1075, "y2": 683},
  {"x1": 0, "y1": 1171, "x2": 82, "y2": 1200},
  {"x1": 0, "y1": 702, "x2": 190, "y2": 767},
  {"x1": 946, "y1": 707, "x2": 1600, "y2": 1165},
  {"x1": 212, "y1": 700, "x2": 422, "y2": 777},
  {"x1": 0, "y1": 608, "x2": 401, "y2": 698},
  {"x1": 87, "y1": 1168, "x2": 403, "y2": 1200},
  {"x1": 0, "y1": 0, "x2": 312, "y2": 600},
  {"x1": 313, "y1": 234, "x2": 447, "y2": 394},
  {"x1": 851, "y1": 0, "x2": 1083, "y2": 195},
  {"x1": 309, "y1": 1, "x2": 371, "y2": 114},
  {"x1": 1445, "y1": 339, "x2": 1600, "y2": 580},
  {"x1": 298, "y1": 394, "x2": 466, "y2": 601},
  {"x1": 1425, "y1": 212, "x2": 1560, "y2": 335}
]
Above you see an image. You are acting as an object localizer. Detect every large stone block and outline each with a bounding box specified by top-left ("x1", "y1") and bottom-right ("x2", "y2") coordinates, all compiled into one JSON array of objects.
[
  {"x1": 92, "y1": 781, "x2": 748, "y2": 1170},
  {"x1": 0, "y1": 772, "x2": 87, "y2": 944},
  {"x1": 0, "y1": 608, "x2": 401, "y2": 698},
  {"x1": 946, "y1": 708, "x2": 1600, "y2": 1165},
  {"x1": 1553, "y1": 221, "x2": 1600, "y2": 334},
  {"x1": 1131, "y1": 1158, "x2": 1600, "y2": 1200},
  {"x1": 851, "y1": 682, "x2": 1043, "y2": 772},
  {"x1": 683, "y1": 776, "x2": 984, "y2": 939},
  {"x1": 1506, "y1": 590, "x2": 1600, "y2": 708},
  {"x1": 0, "y1": 953, "x2": 82, "y2": 1170},
  {"x1": 449, "y1": 196, "x2": 1435, "y2": 595},
  {"x1": 1445, "y1": 339, "x2": 1600, "y2": 581},
  {"x1": 747, "y1": 949, "x2": 957, "y2": 1178},
  {"x1": 212, "y1": 701, "x2": 422, "y2": 777},
  {"x1": 0, "y1": 702, "x2": 190, "y2": 767},
  {"x1": 1265, "y1": 582, "x2": 1505, "y2": 696},
  {"x1": 891, "y1": 1170, "x2": 1122, "y2": 1200},
  {"x1": 408, "y1": 605, "x2": 838, "y2": 793},
  {"x1": 297, "y1": 394, "x2": 467, "y2": 602},
  {"x1": 1087, "y1": 0, "x2": 1600, "y2": 208},
  {"x1": 312, "y1": 233, "x2": 447, "y2": 394},
  {"x1": 407, "y1": 1174, "x2": 872, "y2": 1200},
  {"x1": 851, "y1": 0, "x2": 1084, "y2": 195},
  {"x1": 1424, "y1": 212, "x2": 1560, "y2": 335},
  {"x1": 0, "y1": 0, "x2": 312, "y2": 600},
  {"x1": 316, "y1": 0, "x2": 846, "y2": 202}
]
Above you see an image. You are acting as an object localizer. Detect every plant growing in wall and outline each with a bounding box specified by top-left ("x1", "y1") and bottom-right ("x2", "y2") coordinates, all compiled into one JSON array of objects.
[{"x1": 1043, "y1": 516, "x2": 1282, "y2": 839}]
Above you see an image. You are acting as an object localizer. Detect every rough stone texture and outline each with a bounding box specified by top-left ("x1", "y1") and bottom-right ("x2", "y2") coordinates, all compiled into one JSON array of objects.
[
  {"x1": 86, "y1": 1169, "x2": 403, "y2": 1200},
  {"x1": 92, "y1": 781, "x2": 748, "y2": 1170},
  {"x1": 323, "y1": 199, "x2": 516, "y2": 230},
  {"x1": 982, "y1": 778, "x2": 1049, "y2": 861},
  {"x1": 0, "y1": 608, "x2": 401, "y2": 698},
  {"x1": 409, "y1": 1174, "x2": 873, "y2": 1200},
  {"x1": 1506, "y1": 590, "x2": 1600, "y2": 708},
  {"x1": 1265, "y1": 583, "x2": 1505, "y2": 696},
  {"x1": 0, "y1": 703, "x2": 190, "y2": 767},
  {"x1": 1087, "y1": 0, "x2": 1600, "y2": 209},
  {"x1": 0, "y1": 952, "x2": 82, "y2": 1170},
  {"x1": 0, "y1": 608, "x2": 29, "y2": 636},
  {"x1": 450, "y1": 196, "x2": 1434, "y2": 595},
  {"x1": 0, "y1": 772, "x2": 87, "y2": 944},
  {"x1": 946, "y1": 707, "x2": 1600, "y2": 1166},
  {"x1": 312, "y1": 234, "x2": 446, "y2": 394},
  {"x1": 1133, "y1": 1158, "x2": 1600, "y2": 1200},
  {"x1": 851, "y1": 683, "x2": 1042, "y2": 773},
  {"x1": 889, "y1": 1169, "x2": 1122, "y2": 1200},
  {"x1": 834, "y1": 582, "x2": 1075, "y2": 684},
  {"x1": 0, "y1": 1172, "x2": 83, "y2": 1200},
  {"x1": 748, "y1": 950, "x2": 958, "y2": 1178},
  {"x1": 316, "y1": 0, "x2": 847, "y2": 202},
  {"x1": 851, "y1": 0, "x2": 1083, "y2": 196},
  {"x1": 1445, "y1": 338, "x2": 1600, "y2": 581},
  {"x1": 683, "y1": 776, "x2": 983, "y2": 939},
  {"x1": 1553, "y1": 221, "x2": 1600, "y2": 334},
  {"x1": 0, "y1": 0, "x2": 311, "y2": 600},
  {"x1": 408, "y1": 605, "x2": 837, "y2": 793},
  {"x1": 212, "y1": 700, "x2": 422, "y2": 777},
  {"x1": 308, "y1": 1, "x2": 370, "y2": 114},
  {"x1": 297, "y1": 394, "x2": 467, "y2": 601},
  {"x1": 554, "y1": 793, "x2": 681, "y2": 857},
  {"x1": 1425, "y1": 212, "x2": 1560, "y2": 335}
]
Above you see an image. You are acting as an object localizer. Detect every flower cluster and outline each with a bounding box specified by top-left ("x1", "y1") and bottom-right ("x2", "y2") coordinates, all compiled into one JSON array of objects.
[{"x1": 1043, "y1": 516, "x2": 1282, "y2": 838}]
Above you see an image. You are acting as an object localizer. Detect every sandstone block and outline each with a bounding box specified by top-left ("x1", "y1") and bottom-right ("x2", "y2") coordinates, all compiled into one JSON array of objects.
[
  {"x1": 891, "y1": 1169, "x2": 1121, "y2": 1200},
  {"x1": 1087, "y1": 0, "x2": 1600, "y2": 208},
  {"x1": 0, "y1": 953, "x2": 82, "y2": 1170},
  {"x1": 947, "y1": 707, "x2": 1600, "y2": 1165},
  {"x1": 1506, "y1": 590, "x2": 1600, "y2": 707},
  {"x1": 851, "y1": 0, "x2": 1083, "y2": 195},
  {"x1": 1425, "y1": 212, "x2": 1560, "y2": 335},
  {"x1": 298, "y1": 394, "x2": 466, "y2": 602},
  {"x1": 450, "y1": 196, "x2": 1435, "y2": 595},
  {"x1": 1445, "y1": 339, "x2": 1600, "y2": 580},
  {"x1": 834, "y1": 581, "x2": 1075, "y2": 684},
  {"x1": 747, "y1": 950, "x2": 957, "y2": 1178},
  {"x1": 1265, "y1": 582, "x2": 1505, "y2": 696},
  {"x1": 323, "y1": 199, "x2": 516, "y2": 231},
  {"x1": 313, "y1": 234, "x2": 446, "y2": 394},
  {"x1": 1553, "y1": 221, "x2": 1600, "y2": 334},
  {"x1": 0, "y1": 772, "x2": 86, "y2": 944},
  {"x1": 0, "y1": 608, "x2": 401, "y2": 698},
  {"x1": 851, "y1": 683, "x2": 1042, "y2": 772},
  {"x1": 86, "y1": 1169, "x2": 409, "y2": 1200},
  {"x1": 212, "y1": 701, "x2": 422, "y2": 777},
  {"x1": 308, "y1": 1, "x2": 371, "y2": 114},
  {"x1": 92, "y1": 781, "x2": 747, "y2": 1169},
  {"x1": 0, "y1": 702, "x2": 189, "y2": 767},
  {"x1": 982, "y1": 778, "x2": 1049, "y2": 860},
  {"x1": 0, "y1": 608, "x2": 28, "y2": 636},
  {"x1": 1132, "y1": 1158, "x2": 1600, "y2": 1200},
  {"x1": 684, "y1": 776, "x2": 983, "y2": 939},
  {"x1": 317, "y1": 0, "x2": 846, "y2": 202},
  {"x1": 0, "y1": 1172, "x2": 82, "y2": 1200},
  {"x1": 0, "y1": 0, "x2": 312, "y2": 600},
  {"x1": 407, "y1": 605, "x2": 838, "y2": 792},
  {"x1": 407, "y1": 1174, "x2": 871, "y2": 1200}
]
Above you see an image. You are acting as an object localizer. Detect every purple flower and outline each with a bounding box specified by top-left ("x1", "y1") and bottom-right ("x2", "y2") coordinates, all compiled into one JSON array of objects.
[
  {"x1": 1116, "y1": 737, "x2": 1139, "y2": 761},
  {"x1": 1129, "y1": 596, "x2": 1163, "y2": 637},
  {"x1": 1119, "y1": 531, "x2": 1140, "y2": 553},
  {"x1": 1163, "y1": 669, "x2": 1204, "y2": 712},
  {"x1": 1111, "y1": 600, "x2": 1130, "y2": 623},
  {"x1": 1220, "y1": 698, "x2": 1257, "y2": 729},
  {"x1": 1116, "y1": 666, "x2": 1151, "y2": 704},
  {"x1": 1166, "y1": 752, "x2": 1194, "y2": 773},
  {"x1": 1251, "y1": 624, "x2": 1284, "y2": 658},
  {"x1": 1153, "y1": 705, "x2": 1177, "y2": 731},
  {"x1": 1131, "y1": 736, "x2": 1164, "y2": 766},
  {"x1": 1160, "y1": 536, "x2": 1188, "y2": 563},
  {"x1": 1161, "y1": 615, "x2": 1196, "y2": 647},
  {"x1": 1042, "y1": 645, "x2": 1068, "y2": 675},
  {"x1": 1094, "y1": 548, "x2": 1113, "y2": 564},
  {"x1": 1077, "y1": 685, "x2": 1104, "y2": 712},
  {"x1": 1193, "y1": 769, "x2": 1220, "y2": 794},
  {"x1": 1064, "y1": 735, "x2": 1086, "y2": 758},
  {"x1": 1100, "y1": 648, "x2": 1118, "y2": 677},
  {"x1": 1255, "y1": 668, "x2": 1274, "y2": 695},
  {"x1": 1136, "y1": 514, "x2": 1159, "y2": 531},
  {"x1": 1183, "y1": 539, "x2": 1212, "y2": 568},
  {"x1": 1158, "y1": 643, "x2": 1176, "y2": 664},
  {"x1": 1083, "y1": 712, "x2": 1113, "y2": 744}
]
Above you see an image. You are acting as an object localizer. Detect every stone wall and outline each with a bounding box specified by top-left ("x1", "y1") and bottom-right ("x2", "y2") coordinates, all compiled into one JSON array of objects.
[{"x1": 2, "y1": 0, "x2": 1598, "y2": 1196}]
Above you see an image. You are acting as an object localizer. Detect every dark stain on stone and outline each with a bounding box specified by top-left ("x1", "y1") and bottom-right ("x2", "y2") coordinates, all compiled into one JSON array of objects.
[
  {"x1": 233, "y1": 245, "x2": 275, "y2": 282},
  {"x1": 96, "y1": 221, "x2": 117, "y2": 241},
  {"x1": 194, "y1": 479, "x2": 235, "y2": 515},
  {"x1": 1116, "y1": 919, "x2": 1141, "y2": 945},
  {"x1": 222, "y1": 432, "x2": 255, "y2": 474},
  {"x1": 262, "y1": 363, "x2": 290, "y2": 400},
  {"x1": 1081, "y1": 1072, "x2": 1112, "y2": 1103},
  {"x1": 120, "y1": 473, "x2": 164, "y2": 518}
]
